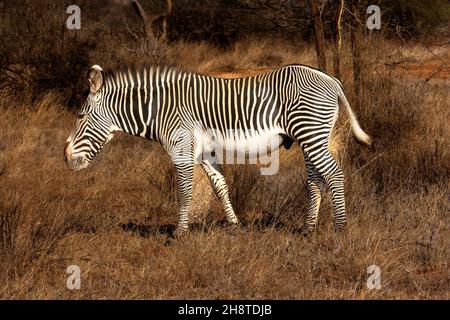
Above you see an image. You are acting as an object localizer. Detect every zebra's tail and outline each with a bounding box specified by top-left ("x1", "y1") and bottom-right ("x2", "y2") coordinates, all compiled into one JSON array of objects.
[{"x1": 337, "y1": 86, "x2": 372, "y2": 147}]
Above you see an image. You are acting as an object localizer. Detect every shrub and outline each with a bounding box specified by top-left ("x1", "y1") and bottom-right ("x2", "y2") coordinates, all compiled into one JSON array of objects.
[{"x1": 0, "y1": 0, "x2": 94, "y2": 105}]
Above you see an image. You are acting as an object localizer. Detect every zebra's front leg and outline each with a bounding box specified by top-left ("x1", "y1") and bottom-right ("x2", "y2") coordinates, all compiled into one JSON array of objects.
[
  {"x1": 173, "y1": 160, "x2": 194, "y2": 235},
  {"x1": 302, "y1": 157, "x2": 324, "y2": 235},
  {"x1": 200, "y1": 158, "x2": 239, "y2": 225}
]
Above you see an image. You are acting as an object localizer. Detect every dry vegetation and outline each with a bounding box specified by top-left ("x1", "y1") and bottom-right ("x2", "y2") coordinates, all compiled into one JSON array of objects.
[
  {"x1": 1, "y1": 0, "x2": 450, "y2": 300},
  {"x1": 0, "y1": 35, "x2": 448, "y2": 299}
]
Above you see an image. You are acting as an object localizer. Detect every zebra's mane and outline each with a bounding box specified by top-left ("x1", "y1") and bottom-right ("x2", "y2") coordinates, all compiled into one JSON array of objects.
[
  {"x1": 101, "y1": 63, "x2": 189, "y2": 89},
  {"x1": 99, "y1": 63, "x2": 333, "y2": 89}
]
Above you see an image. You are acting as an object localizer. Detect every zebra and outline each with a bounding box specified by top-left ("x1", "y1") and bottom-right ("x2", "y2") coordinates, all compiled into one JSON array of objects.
[{"x1": 64, "y1": 63, "x2": 372, "y2": 236}]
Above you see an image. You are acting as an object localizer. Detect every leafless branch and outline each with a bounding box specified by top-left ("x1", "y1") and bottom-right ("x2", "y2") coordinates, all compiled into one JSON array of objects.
[{"x1": 130, "y1": 0, "x2": 173, "y2": 58}]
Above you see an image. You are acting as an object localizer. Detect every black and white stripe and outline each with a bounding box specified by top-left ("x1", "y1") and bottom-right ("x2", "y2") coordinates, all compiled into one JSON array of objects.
[{"x1": 66, "y1": 64, "x2": 371, "y2": 234}]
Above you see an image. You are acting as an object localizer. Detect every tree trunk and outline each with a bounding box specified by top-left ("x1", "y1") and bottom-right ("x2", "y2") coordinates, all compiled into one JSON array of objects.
[
  {"x1": 332, "y1": 0, "x2": 344, "y2": 79},
  {"x1": 131, "y1": 0, "x2": 156, "y2": 48},
  {"x1": 350, "y1": 0, "x2": 363, "y2": 101},
  {"x1": 131, "y1": 0, "x2": 173, "y2": 58},
  {"x1": 160, "y1": 0, "x2": 173, "y2": 43},
  {"x1": 307, "y1": 0, "x2": 327, "y2": 72}
]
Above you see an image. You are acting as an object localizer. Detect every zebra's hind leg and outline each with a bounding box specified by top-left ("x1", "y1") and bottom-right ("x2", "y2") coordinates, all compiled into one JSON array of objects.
[
  {"x1": 325, "y1": 167, "x2": 346, "y2": 231},
  {"x1": 200, "y1": 158, "x2": 239, "y2": 225},
  {"x1": 303, "y1": 146, "x2": 347, "y2": 232},
  {"x1": 301, "y1": 155, "x2": 324, "y2": 235}
]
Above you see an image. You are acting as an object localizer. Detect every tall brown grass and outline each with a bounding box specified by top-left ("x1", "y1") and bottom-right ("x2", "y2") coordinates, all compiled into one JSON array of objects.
[{"x1": 0, "y1": 38, "x2": 448, "y2": 299}]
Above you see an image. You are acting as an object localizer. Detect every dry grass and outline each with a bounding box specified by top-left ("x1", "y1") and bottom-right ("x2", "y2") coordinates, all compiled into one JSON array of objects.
[{"x1": 0, "y1": 39, "x2": 449, "y2": 299}]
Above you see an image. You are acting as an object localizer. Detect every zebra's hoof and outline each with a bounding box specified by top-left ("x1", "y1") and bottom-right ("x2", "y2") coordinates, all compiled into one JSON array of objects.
[
  {"x1": 300, "y1": 225, "x2": 315, "y2": 237},
  {"x1": 333, "y1": 222, "x2": 347, "y2": 232},
  {"x1": 334, "y1": 225, "x2": 346, "y2": 233},
  {"x1": 171, "y1": 227, "x2": 188, "y2": 239}
]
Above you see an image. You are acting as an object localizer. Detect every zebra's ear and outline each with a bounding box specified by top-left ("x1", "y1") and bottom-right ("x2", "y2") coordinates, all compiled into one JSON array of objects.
[{"x1": 88, "y1": 65, "x2": 103, "y2": 94}]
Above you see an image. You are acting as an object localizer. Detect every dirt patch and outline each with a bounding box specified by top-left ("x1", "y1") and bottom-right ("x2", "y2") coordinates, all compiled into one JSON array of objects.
[
  {"x1": 379, "y1": 62, "x2": 449, "y2": 80},
  {"x1": 203, "y1": 68, "x2": 272, "y2": 79},
  {"x1": 204, "y1": 61, "x2": 449, "y2": 81}
]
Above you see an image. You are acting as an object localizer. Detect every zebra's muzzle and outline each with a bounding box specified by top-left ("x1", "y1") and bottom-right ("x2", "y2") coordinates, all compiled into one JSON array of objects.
[
  {"x1": 64, "y1": 142, "x2": 71, "y2": 162},
  {"x1": 66, "y1": 155, "x2": 88, "y2": 171},
  {"x1": 64, "y1": 142, "x2": 88, "y2": 171}
]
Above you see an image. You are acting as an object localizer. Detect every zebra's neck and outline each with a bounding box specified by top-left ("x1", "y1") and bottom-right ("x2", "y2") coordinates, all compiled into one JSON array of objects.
[{"x1": 100, "y1": 65, "x2": 187, "y2": 142}]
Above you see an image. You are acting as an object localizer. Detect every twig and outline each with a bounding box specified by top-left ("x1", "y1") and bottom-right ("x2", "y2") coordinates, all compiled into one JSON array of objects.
[
  {"x1": 350, "y1": 148, "x2": 408, "y2": 178},
  {"x1": 424, "y1": 46, "x2": 448, "y2": 66},
  {"x1": 425, "y1": 67, "x2": 444, "y2": 82}
]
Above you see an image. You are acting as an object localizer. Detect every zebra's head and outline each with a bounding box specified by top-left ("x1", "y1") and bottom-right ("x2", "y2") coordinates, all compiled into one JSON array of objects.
[{"x1": 64, "y1": 65, "x2": 116, "y2": 171}]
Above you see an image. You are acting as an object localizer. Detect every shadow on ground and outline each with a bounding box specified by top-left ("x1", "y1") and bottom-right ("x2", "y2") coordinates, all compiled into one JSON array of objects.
[{"x1": 121, "y1": 215, "x2": 303, "y2": 238}]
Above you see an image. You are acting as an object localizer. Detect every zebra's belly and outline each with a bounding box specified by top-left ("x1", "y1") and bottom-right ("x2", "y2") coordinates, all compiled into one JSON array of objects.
[{"x1": 195, "y1": 128, "x2": 285, "y2": 159}]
